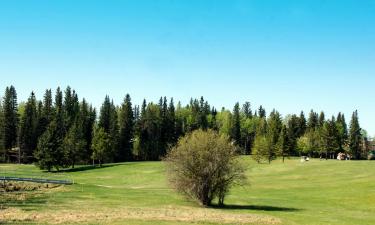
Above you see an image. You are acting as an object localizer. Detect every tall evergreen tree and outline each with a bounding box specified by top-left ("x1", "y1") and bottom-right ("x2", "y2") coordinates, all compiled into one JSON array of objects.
[
  {"x1": 320, "y1": 119, "x2": 339, "y2": 159},
  {"x1": 34, "y1": 120, "x2": 64, "y2": 171},
  {"x1": 231, "y1": 102, "x2": 241, "y2": 145},
  {"x1": 139, "y1": 103, "x2": 162, "y2": 160},
  {"x1": 19, "y1": 92, "x2": 38, "y2": 163},
  {"x1": 167, "y1": 98, "x2": 177, "y2": 143},
  {"x1": 118, "y1": 94, "x2": 134, "y2": 161},
  {"x1": 336, "y1": 113, "x2": 348, "y2": 152},
  {"x1": 276, "y1": 125, "x2": 289, "y2": 162},
  {"x1": 2, "y1": 86, "x2": 19, "y2": 162},
  {"x1": 298, "y1": 111, "x2": 307, "y2": 136},
  {"x1": 64, "y1": 86, "x2": 80, "y2": 130},
  {"x1": 307, "y1": 110, "x2": 318, "y2": 132},
  {"x1": 258, "y1": 105, "x2": 266, "y2": 118},
  {"x1": 242, "y1": 102, "x2": 252, "y2": 119},
  {"x1": 0, "y1": 101, "x2": 4, "y2": 162},
  {"x1": 349, "y1": 110, "x2": 362, "y2": 159},
  {"x1": 78, "y1": 99, "x2": 96, "y2": 163},
  {"x1": 286, "y1": 114, "x2": 300, "y2": 156},
  {"x1": 318, "y1": 111, "x2": 325, "y2": 127},
  {"x1": 267, "y1": 110, "x2": 283, "y2": 147}
]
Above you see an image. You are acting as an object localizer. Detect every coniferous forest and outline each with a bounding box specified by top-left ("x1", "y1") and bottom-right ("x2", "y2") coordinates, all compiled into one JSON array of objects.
[{"x1": 0, "y1": 85, "x2": 368, "y2": 171}]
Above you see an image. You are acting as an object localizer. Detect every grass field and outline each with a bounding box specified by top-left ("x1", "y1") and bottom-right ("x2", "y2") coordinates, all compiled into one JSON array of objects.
[{"x1": 0, "y1": 158, "x2": 374, "y2": 225}]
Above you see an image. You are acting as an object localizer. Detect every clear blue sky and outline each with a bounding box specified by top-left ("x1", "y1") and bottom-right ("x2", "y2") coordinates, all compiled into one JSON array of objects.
[{"x1": 0, "y1": 0, "x2": 374, "y2": 136}]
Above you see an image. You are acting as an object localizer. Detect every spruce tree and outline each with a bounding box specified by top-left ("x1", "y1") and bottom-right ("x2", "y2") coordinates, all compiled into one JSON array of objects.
[
  {"x1": 258, "y1": 105, "x2": 266, "y2": 118},
  {"x1": 119, "y1": 94, "x2": 134, "y2": 161},
  {"x1": 307, "y1": 110, "x2": 318, "y2": 132},
  {"x1": 0, "y1": 101, "x2": 4, "y2": 162},
  {"x1": 349, "y1": 110, "x2": 362, "y2": 159},
  {"x1": 91, "y1": 127, "x2": 111, "y2": 167},
  {"x1": 19, "y1": 92, "x2": 38, "y2": 163},
  {"x1": 63, "y1": 121, "x2": 86, "y2": 168},
  {"x1": 2, "y1": 86, "x2": 19, "y2": 162},
  {"x1": 34, "y1": 120, "x2": 64, "y2": 171},
  {"x1": 298, "y1": 111, "x2": 307, "y2": 136},
  {"x1": 167, "y1": 98, "x2": 177, "y2": 143},
  {"x1": 276, "y1": 125, "x2": 289, "y2": 162},
  {"x1": 78, "y1": 99, "x2": 96, "y2": 163},
  {"x1": 336, "y1": 113, "x2": 348, "y2": 152},
  {"x1": 231, "y1": 102, "x2": 241, "y2": 146},
  {"x1": 242, "y1": 102, "x2": 252, "y2": 119}
]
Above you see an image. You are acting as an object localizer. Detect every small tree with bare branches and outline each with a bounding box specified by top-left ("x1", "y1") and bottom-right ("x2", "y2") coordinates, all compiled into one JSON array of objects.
[{"x1": 165, "y1": 129, "x2": 246, "y2": 207}]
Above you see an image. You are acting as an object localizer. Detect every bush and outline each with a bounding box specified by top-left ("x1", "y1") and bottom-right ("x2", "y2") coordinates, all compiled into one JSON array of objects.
[{"x1": 165, "y1": 129, "x2": 246, "y2": 207}]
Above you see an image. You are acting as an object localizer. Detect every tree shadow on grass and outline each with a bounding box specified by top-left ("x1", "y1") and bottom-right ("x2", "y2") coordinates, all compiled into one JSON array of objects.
[
  {"x1": 48, "y1": 164, "x2": 122, "y2": 173},
  {"x1": 212, "y1": 204, "x2": 301, "y2": 212}
]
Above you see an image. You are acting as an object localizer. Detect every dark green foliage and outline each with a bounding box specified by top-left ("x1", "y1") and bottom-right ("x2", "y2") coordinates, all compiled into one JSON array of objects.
[
  {"x1": 242, "y1": 102, "x2": 252, "y2": 119},
  {"x1": 336, "y1": 113, "x2": 348, "y2": 152},
  {"x1": 64, "y1": 86, "x2": 80, "y2": 130},
  {"x1": 320, "y1": 118, "x2": 339, "y2": 159},
  {"x1": 258, "y1": 105, "x2": 266, "y2": 118},
  {"x1": 98, "y1": 96, "x2": 119, "y2": 162},
  {"x1": 276, "y1": 125, "x2": 289, "y2": 162},
  {"x1": 0, "y1": 101, "x2": 4, "y2": 162},
  {"x1": 298, "y1": 111, "x2": 307, "y2": 136},
  {"x1": 19, "y1": 92, "x2": 38, "y2": 163},
  {"x1": 91, "y1": 127, "x2": 112, "y2": 167},
  {"x1": 349, "y1": 110, "x2": 362, "y2": 159},
  {"x1": 119, "y1": 94, "x2": 134, "y2": 161},
  {"x1": 2, "y1": 86, "x2": 19, "y2": 162},
  {"x1": 138, "y1": 103, "x2": 162, "y2": 160},
  {"x1": 63, "y1": 121, "x2": 86, "y2": 168},
  {"x1": 231, "y1": 102, "x2": 241, "y2": 145},
  {"x1": 307, "y1": 110, "x2": 319, "y2": 132},
  {"x1": 34, "y1": 120, "x2": 64, "y2": 171},
  {"x1": 286, "y1": 114, "x2": 300, "y2": 155},
  {"x1": 0, "y1": 85, "x2": 368, "y2": 168}
]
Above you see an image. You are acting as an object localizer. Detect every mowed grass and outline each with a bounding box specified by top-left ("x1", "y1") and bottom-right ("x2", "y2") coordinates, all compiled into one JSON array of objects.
[{"x1": 0, "y1": 158, "x2": 374, "y2": 225}]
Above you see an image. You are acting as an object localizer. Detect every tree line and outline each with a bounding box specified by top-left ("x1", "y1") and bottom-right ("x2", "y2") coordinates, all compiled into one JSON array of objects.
[{"x1": 0, "y1": 85, "x2": 368, "y2": 170}]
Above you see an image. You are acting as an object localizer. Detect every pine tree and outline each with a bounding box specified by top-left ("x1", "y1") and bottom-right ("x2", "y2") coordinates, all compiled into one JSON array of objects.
[
  {"x1": 99, "y1": 96, "x2": 112, "y2": 133},
  {"x1": 318, "y1": 111, "x2": 325, "y2": 127},
  {"x1": 242, "y1": 102, "x2": 252, "y2": 119},
  {"x1": 258, "y1": 105, "x2": 266, "y2": 118},
  {"x1": 19, "y1": 92, "x2": 38, "y2": 163},
  {"x1": 298, "y1": 111, "x2": 307, "y2": 136},
  {"x1": 34, "y1": 120, "x2": 64, "y2": 171},
  {"x1": 91, "y1": 127, "x2": 111, "y2": 167},
  {"x1": 0, "y1": 101, "x2": 4, "y2": 162},
  {"x1": 78, "y1": 99, "x2": 96, "y2": 163},
  {"x1": 286, "y1": 114, "x2": 300, "y2": 156},
  {"x1": 320, "y1": 119, "x2": 339, "y2": 159},
  {"x1": 63, "y1": 121, "x2": 86, "y2": 168},
  {"x1": 2, "y1": 86, "x2": 19, "y2": 162},
  {"x1": 231, "y1": 102, "x2": 241, "y2": 146},
  {"x1": 307, "y1": 110, "x2": 318, "y2": 132},
  {"x1": 98, "y1": 96, "x2": 119, "y2": 161},
  {"x1": 64, "y1": 86, "x2": 80, "y2": 130},
  {"x1": 267, "y1": 110, "x2": 282, "y2": 147},
  {"x1": 199, "y1": 97, "x2": 208, "y2": 130},
  {"x1": 336, "y1": 113, "x2": 348, "y2": 152},
  {"x1": 276, "y1": 125, "x2": 289, "y2": 162},
  {"x1": 167, "y1": 98, "x2": 177, "y2": 143},
  {"x1": 349, "y1": 110, "x2": 362, "y2": 159},
  {"x1": 119, "y1": 94, "x2": 134, "y2": 161},
  {"x1": 139, "y1": 103, "x2": 162, "y2": 160}
]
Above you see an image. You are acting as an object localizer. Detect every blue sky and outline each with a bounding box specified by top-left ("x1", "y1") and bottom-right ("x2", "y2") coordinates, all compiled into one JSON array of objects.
[{"x1": 0, "y1": 0, "x2": 374, "y2": 135}]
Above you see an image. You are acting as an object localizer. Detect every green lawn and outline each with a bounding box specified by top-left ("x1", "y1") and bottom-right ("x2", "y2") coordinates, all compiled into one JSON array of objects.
[{"x1": 1, "y1": 158, "x2": 374, "y2": 225}]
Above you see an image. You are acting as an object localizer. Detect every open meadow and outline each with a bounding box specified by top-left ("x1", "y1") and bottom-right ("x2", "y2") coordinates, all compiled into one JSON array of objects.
[{"x1": 1, "y1": 158, "x2": 374, "y2": 225}]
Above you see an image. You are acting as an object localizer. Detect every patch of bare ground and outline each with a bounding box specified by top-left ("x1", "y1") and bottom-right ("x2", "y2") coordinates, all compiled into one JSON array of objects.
[{"x1": 0, "y1": 206, "x2": 281, "y2": 224}]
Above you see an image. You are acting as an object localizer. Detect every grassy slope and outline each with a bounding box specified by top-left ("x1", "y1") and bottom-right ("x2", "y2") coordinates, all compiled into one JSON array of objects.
[{"x1": 0, "y1": 158, "x2": 374, "y2": 225}]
